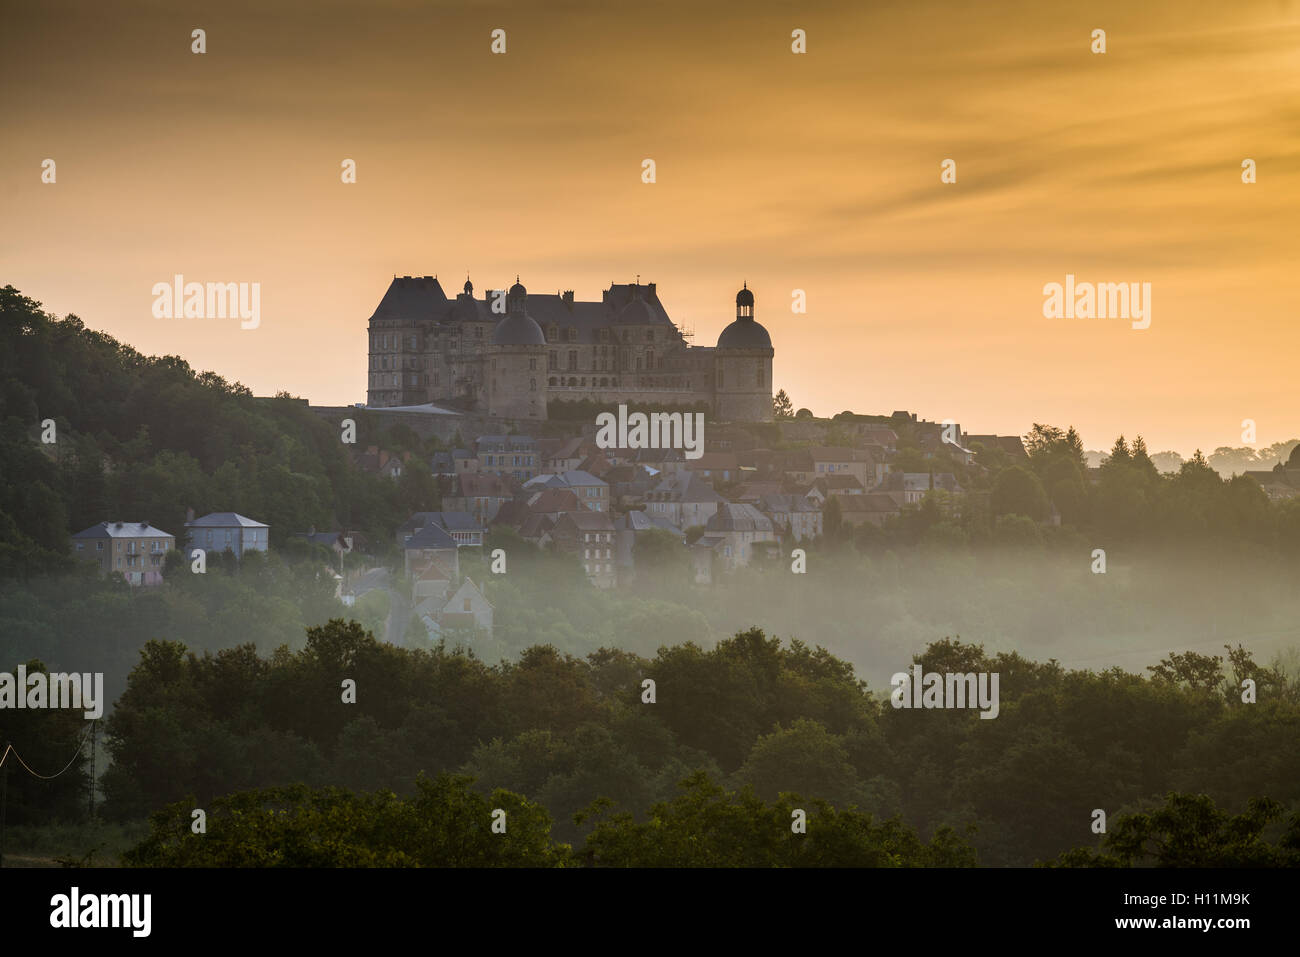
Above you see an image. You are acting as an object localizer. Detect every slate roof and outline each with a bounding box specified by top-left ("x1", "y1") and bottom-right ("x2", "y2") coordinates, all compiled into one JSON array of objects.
[
  {"x1": 73, "y1": 521, "x2": 174, "y2": 539},
  {"x1": 649, "y1": 471, "x2": 725, "y2": 504},
  {"x1": 403, "y1": 523, "x2": 457, "y2": 549},
  {"x1": 368, "y1": 277, "x2": 688, "y2": 347},
  {"x1": 706, "y1": 503, "x2": 774, "y2": 533},
  {"x1": 185, "y1": 512, "x2": 268, "y2": 528}
]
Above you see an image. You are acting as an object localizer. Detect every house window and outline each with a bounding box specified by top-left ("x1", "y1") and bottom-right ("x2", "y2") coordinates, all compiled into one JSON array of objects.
[
  {"x1": 463, "y1": 598, "x2": 471, "y2": 611},
  {"x1": 96, "y1": 541, "x2": 103, "y2": 551},
  {"x1": 76, "y1": 543, "x2": 84, "y2": 551}
]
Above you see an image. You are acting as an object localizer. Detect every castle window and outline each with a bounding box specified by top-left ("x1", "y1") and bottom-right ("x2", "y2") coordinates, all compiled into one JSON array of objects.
[
  {"x1": 568, "y1": 350, "x2": 578, "y2": 371},
  {"x1": 529, "y1": 358, "x2": 537, "y2": 371},
  {"x1": 475, "y1": 326, "x2": 483, "y2": 337},
  {"x1": 599, "y1": 329, "x2": 609, "y2": 342},
  {"x1": 548, "y1": 351, "x2": 557, "y2": 370},
  {"x1": 549, "y1": 377, "x2": 557, "y2": 387},
  {"x1": 646, "y1": 330, "x2": 655, "y2": 342},
  {"x1": 547, "y1": 324, "x2": 557, "y2": 341},
  {"x1": 530, "y1": 378, "x2": 537, "y2": 391}
]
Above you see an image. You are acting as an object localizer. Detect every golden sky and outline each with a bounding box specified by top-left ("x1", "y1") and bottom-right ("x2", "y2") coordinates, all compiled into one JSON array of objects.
[{"x1": 4, "y1": 0, "x2": 1299, "y2": 454}]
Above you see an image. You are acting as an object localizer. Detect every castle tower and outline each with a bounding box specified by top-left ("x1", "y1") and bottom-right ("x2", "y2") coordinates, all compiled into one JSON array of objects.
[
  {"x1": 487, "y1": 278, "x2": 547, "y2": 420},
  {"x1": 713, "y1": 282, "x2": 773, "y2": 421}
]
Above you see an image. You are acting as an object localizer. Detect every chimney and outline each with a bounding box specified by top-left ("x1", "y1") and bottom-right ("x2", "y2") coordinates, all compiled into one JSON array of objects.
[
  {"x1": 562, "y1": 290, "x2": 574, "y2": 309},
  {"x1": 186, "y1": 506, "x2": 195, "y2": 522}
]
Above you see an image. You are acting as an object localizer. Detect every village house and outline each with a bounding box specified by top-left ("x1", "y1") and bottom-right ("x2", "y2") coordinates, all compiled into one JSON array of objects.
[
  {"x1": 684, "y1": 451, "x2": 739, "y2": 484},
  {"x1": 355, "y1": 446, "x2": 410, "y2": 479},
  {"x1": 523, "y1": 470, "x2": 610, "y2": 512},
  {"x1": 550, "y1": 511, "x2": 618, "y2": 588},
  {"x1": 837, "y1": 492, "x2": 904, "y2": 527},
  {"x1": 757, "y1": 493, "x2": 823, "y2": 542},
  {"x1": 645, "y1": 470, "x2": 725, "y2": 530},
  {"x1": 442, "y1": 472, "x2": 515, "y2": 524},
  {"x1": 475, "y1": 434, "x2": 538, "y2": 480},
  {"x1": 873, "y1": 472, "x2": 963, "y2": 504},
  {"x1": 71, "y1": 521, "x2": 174, "y2": 586},
  {"x1": 1245, "y1": 446, "x2": 1300, "y2": 501},
  {"x1": 807, "y1": 447, "x2": 878, "y2": 488},
  {"x1": 184, "y1": 512, "x2": 270, "y2": 559},
  {"x1": 397, "y1": 511, "x2": 485, "y2": 547},
  {"x1": 691, "y1": 503, "x2": 778, "y2": 583},
  {"x1": 402, "y1": 521, "x2": 461, "y2": 578}
]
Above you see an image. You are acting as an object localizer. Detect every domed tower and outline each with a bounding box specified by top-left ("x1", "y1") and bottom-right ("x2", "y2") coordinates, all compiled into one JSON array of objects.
[
  {"x1": 488, "y1": 278, "x2": 547, "y2": 419},
  {"x1": 714, "y1": 282, "x2": 773, "y2": 421}
]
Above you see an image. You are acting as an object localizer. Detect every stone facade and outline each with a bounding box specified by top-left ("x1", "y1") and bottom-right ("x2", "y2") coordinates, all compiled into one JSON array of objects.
[{"x1": 366, "y1": 276, "x2": 772, "y2": 422}]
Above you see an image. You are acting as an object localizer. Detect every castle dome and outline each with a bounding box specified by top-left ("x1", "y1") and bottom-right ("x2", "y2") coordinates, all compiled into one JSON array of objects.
[
  {"x1": 717, "y1": 320, "x2": 771, "y2": 349},
  {"x1": 718, "y1": 280, "x2": 769, "y2": 349},
  {"x1": 493, "y1": 311, "x2": 545, "y2": 345}
]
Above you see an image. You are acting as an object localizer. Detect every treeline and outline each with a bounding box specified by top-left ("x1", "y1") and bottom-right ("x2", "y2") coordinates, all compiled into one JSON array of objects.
[
  {"x1": 73, "y1": 620, "x2": 1300, "y2": 865},
  {"x1": 840, "y1": 423, "x2": 1300, "y2": 553},
  {"x1": 121, "y1": 779, "x2": 1300, "y2": 868},
  {"x1": 0, "y1": 286, "x2": 437, "y2": 579}
]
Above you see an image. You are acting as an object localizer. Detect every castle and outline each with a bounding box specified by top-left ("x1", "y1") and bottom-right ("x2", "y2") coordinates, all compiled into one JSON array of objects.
[{"x1": 366, "y1": 276, "x2": 773, "y2": 422}]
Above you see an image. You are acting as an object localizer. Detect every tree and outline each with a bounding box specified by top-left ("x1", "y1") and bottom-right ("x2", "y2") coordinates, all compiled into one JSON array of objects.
[
  {"x1": 124, "y1": 775, "x2": 567, "y2": 867},
  {"x1": 990, "y1": 466, "x2": 1050, "y2": 521},
  {"x1": 1104, "y1": 436, "x2": 1131, "y2": 469},
  {"x1": 794, "y1": 408, "x2": 814, "y2": 420},
  {"x1": 735, "y1": 718, "x2": 863, "y2": 809},
  {"x1": 1054, "y1": 793, "x2": 1300, "y2": 867},
  {"x1": 772, "y1": 389, "x2": 794, "y2": 419}
]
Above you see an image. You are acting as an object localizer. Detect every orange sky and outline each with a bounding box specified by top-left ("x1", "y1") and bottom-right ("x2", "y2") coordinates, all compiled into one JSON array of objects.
[{"x1": 4, "y1": 0, "x2": 1299, "y2": 454}]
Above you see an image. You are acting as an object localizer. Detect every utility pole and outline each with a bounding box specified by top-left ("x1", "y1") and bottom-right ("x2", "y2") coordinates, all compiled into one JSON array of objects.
[
  {"x1": 1, "y1": 743, "x2": 9, "y2": 869},
  {"x1": 88, "y1": 721, "x2": 97, "y2": 820}
]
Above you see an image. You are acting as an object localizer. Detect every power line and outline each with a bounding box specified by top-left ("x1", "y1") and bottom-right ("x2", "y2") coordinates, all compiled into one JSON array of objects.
[{"x1": 0, "y1": 721, "x2": 96, "y2": 780}]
